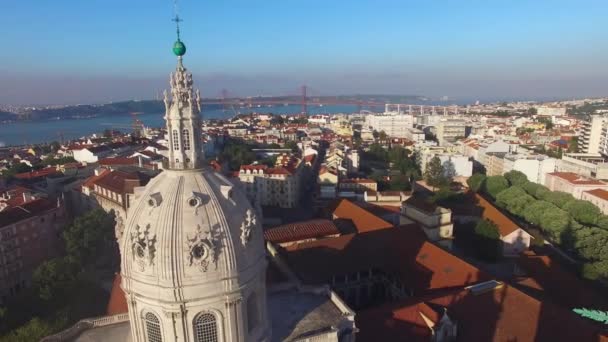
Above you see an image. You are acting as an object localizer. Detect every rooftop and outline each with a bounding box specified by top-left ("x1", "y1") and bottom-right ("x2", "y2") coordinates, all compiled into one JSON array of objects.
[
  {"x1": 264, "y1": 219, "x2": 340, "y2": 244},
  {"x1": 548, "y1": 172, "x2": 607, "y2": 185},
  {"x1": 584, "y1": 188, "x2": 608, "y2": 201}
]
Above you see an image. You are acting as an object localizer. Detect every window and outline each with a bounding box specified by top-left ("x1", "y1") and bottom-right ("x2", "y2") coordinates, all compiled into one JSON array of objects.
[
  {"x1": 172, "y1": 130, "x2": 180, "y2": 150},
  {"x1": 247, "y1": 293, "x2": 259, "y2": 333},
  {"x1": 144, "y1": 312, "x2": 162, "y2": 342},
  {"x1": 182, "y1": 129, "x2": 191, "y2": 150},
  {"x1": 194, "y1": 313, "x2": 218, "y2": 342}
]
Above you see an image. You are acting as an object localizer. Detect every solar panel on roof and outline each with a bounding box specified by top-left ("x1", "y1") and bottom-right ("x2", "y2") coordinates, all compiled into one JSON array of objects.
[{"x1": 467, "y1": 280, "x2": 503, "y2": 295}]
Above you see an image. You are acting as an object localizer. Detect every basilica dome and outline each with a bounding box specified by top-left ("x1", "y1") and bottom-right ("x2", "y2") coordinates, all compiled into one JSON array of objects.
[
  {"x1": 120, "y1": 168, "x2": 265, "y2": 301},
  {"x1": 119, "y1": 43, "x2": 270, "y2": 341}
]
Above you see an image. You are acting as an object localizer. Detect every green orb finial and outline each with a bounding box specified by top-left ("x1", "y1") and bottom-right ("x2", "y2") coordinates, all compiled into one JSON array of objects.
[
  {"x1": 173, "y1": 39, "x2": 186, "y2": 56},
  {"x1": 171, "y1": 13, "x2": 186, "y2": 57}
]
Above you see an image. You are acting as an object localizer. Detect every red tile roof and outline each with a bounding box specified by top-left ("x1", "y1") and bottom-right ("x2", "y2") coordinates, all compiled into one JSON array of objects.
[
  {"x1": 81, "y1": 169, "x2": 111, "y2": 190},
  {"x1": 264, "y1": 219, "x2": 340, "y2": 244},
  {"x1": 0, "y1": 198, "x2": 57, "y2": 227},
  {"x1": 14, "y1": 167, "x2": 59, "y2": 180},
  {"x1": 284, "y1": 226, "x2": 488, "y2": 292},
  {"x1": 514, "y1": 251, "x2": 608, "y2": 311},
  {"x1": 584, "y1": 188, "x2": 608, "y2": 201},
  {"x1": 331, "y1": 199, "x2": 393, "y2": 233},
  {"x1": 548, "y1": 172, "x2": 607, "y2": 186},
  {"x1": 356, "y1": 283, "x2": 608, "y2": 342},
  {"x1": 475, "y1": 194, "x2": 521, "y2": 236}
]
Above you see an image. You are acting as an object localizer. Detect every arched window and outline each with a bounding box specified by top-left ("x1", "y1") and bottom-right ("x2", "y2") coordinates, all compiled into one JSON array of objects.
[
  {"x1": 247, "y1": 293, "x2": 259, "y2": 333},
  {"x1": 172, "y1": 130, "x2": 180, "y2": 150},
  {"x1": 144, "y1": 312, "x2": 162, "y2": 342},
  {"x1": 194, "y1": 313, "x2": 218, "y2": 342},
  {"x1": 182, "y1": 129, "x2": 191, "y2": 150}
]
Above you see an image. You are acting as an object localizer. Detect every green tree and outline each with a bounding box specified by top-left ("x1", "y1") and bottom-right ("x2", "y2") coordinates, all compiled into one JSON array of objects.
[
  {"x1": 32, "y1": 257, "x2": 79, "y2": 302},
  {"x1": 596, "y1": 215, "x2": 608, "y2": 230},
  {"x1": 542, "y1": 191, "x2": 575, "y2": 209},
  {"x1": 443, "y1": 159, "x2": 456, "y2": 184},
  {"x1": 483, "y1": 175, "x2": 509, "y2": 199},
  {"x1": 63, "y1": 209, "x2": 115, "y2": 266},
  {"x1": 539, "y1": 207, "x2": 571, "y2": 242},
  {"x1": 523, "y1": 200, "x2": 557, "y2": 226},
  {"x1": 534, "y1": 185, "x2": 551, "y2": 200},
  {"x1": 467, "y1": 174, "x2": 486, "y2": 193},
  {"x1": 389, "y1": 175, "x2": 411, "y2": 191},
  {"x1": 0, "y1": 317, "x2": 64, "y2": 342},
  {"x1": 473, "y1": 219, "x2": 502, "y2": 262},
  {"x1": 563, "y1": 199, "x2": 601, "y2": 226},
  {"x1": 496, "y1": 187, "x2": 535, "y2": 217},
  {"x1": 568, "y1": 137, "x2": 579, "y2": 153},
  {"x1": 378, "y1": 130, "x2": 388, "y2": 141},
  {"x1": 504, "y1": 170, "x2": 529, "y2": 187},
  {"x1": 424, "y1": 156, "x2": 447, "y2": 189}
]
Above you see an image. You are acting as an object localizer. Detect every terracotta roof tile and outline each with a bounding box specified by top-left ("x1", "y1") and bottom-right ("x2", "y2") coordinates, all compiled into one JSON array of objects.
[
  {"x1": 475, "y1": 194, "x2": 520, "y2": 236},
  {"x1": 584, "y1": 188, "x2": 608, "y2": 201},
  {"x1": 548, "y1": 172, "x2": 607, "y2": 185},
  {"x1": 264, "y1": 219, "x2": 340, "y2": 244},
  {"x1": 331, "y1": 199, "x2": 393, "y2": 233},
  {"x1": 356, "y1": 283, "x2": 608, "y2": 342}
]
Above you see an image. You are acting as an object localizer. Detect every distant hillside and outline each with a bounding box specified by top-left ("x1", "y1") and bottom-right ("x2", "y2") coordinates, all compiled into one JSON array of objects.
[{"x1": 20, "y1": 100, "x2": 166, "y2": 120}]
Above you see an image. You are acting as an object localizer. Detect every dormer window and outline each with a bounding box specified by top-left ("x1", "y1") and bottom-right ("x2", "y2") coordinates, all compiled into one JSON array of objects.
[{"x1": 148, "y1": 192, "x2": 163, "y2": 207}]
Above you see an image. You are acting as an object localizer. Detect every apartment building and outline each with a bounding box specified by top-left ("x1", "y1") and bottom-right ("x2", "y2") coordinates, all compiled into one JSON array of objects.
[
  {"x1": 544, "y1": 172, "x2": 608, "y2": 199},
  {"x1": 0, "y1": 188, "x2": 65, "y2": 304},
  {"x1": 238, "y1": 161, "x2": 304, "y2": 209},
  {"x1": 364, "y1": 113, "x2": 414, "y2": 138},
  {"x1": 436, "y1": 119, "x2": 466, "y2": 146}
]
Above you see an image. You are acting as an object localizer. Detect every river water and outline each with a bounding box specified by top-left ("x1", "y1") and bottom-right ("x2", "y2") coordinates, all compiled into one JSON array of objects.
[{"x1": 0, "y1": 104, "x2": 362, "y2": 146}]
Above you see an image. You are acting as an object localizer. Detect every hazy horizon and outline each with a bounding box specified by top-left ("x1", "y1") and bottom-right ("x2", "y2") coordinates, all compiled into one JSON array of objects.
[{"x1": 2, "y1": 0, "x2": 607, "y2": 105}]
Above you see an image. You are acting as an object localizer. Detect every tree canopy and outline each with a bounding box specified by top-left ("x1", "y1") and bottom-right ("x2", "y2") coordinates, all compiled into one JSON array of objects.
[
  {"x1": 563, "y1": 199, "x2": 602, "y2": 226},
  {"x1": 484, "y1": 175, "x2": 509, "y2": 199},
  {"x1": 424, "y1": 156, "x2": 447, "y2": 188},
  {"x1": 504, "y1": 170, "x2": 529, "y2": 187},
  {"x1": 467, "y1": 174, "x2": 486, "y2": 193},
  {"x1": 473, "y1": 219, "x2": 502, "y2": 262}
]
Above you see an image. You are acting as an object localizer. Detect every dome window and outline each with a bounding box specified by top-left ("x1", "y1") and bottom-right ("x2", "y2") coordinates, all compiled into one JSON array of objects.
[
  {"x1": 187, "y1": 193, "x2": 204, "y2": 208},
  {"x1": 220, "y1": 185, "x2": 233, "y2": 200},
  {"x1": 148, "y1": 193, "x2": 163, "y2": 207}
]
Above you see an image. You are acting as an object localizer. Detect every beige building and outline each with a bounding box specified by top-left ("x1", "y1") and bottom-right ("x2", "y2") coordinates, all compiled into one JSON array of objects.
[
  {"x1": 581, "y1": 189, "x2": 608, "y2": 214},
  {"x1": 239, "y1": 164, "x2": 302, "y2": 208},
  {"x1": 544, "y1": 172, "x2": 608, "y2": 199},
  {"x1": 436, "y1": 119, "x2": 466, "y2": 146},
  {"x1": 400, "y1": 197, "x2": 454, "y2": 249}
]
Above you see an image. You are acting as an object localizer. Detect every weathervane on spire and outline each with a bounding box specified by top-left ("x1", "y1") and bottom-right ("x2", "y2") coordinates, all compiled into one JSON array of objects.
[{"x1": 172, "y1": 0, "x2": 186, "y2": 56}]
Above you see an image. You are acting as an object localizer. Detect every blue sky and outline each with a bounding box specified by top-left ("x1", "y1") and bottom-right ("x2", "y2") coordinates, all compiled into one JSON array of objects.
[{"x1": 1, "y1": 0, "x2": 607, "y2": 104}]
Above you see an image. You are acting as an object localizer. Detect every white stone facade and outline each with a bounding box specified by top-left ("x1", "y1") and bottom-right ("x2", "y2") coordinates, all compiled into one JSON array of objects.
[{"x1": 120, "y1": 56, "x2": 270, "y2": 342}]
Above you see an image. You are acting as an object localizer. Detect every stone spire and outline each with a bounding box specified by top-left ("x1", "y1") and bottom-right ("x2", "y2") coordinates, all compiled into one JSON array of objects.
[{"x1": 163, "y1": 32, "x2": 203, "y2": 170}]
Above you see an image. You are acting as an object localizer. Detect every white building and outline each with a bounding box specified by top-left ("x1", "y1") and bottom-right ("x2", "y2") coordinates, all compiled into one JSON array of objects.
[
  {"x1": 436, "y1": 120, "x2": 466, "y2": 146},
  {"x1": 579, "y1": 115, "x2": 606, "y2": 155},
  {"x1": 536, "y1": 106, "x2": 567, "y2": 117},
  {"x1": 364, "y1": 113, "x2": 414, "y2": 138},
  {"x1": 502, "y1": 155, "x2": 557, "y2": 184},
  {"x1": 545, "y1": 172, "x2": 608, "y2": 199}
]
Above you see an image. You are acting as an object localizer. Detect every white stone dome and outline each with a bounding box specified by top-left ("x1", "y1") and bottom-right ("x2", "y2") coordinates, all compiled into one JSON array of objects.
[{"x1": 121, "y1": 168, "x2": 266, "y2": 302}]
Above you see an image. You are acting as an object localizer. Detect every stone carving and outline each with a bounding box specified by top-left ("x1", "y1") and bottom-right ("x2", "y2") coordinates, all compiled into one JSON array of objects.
[
  {"x1": 186, "y1": 224, "x2": 220, "y2": 272},
  {"x1": 130, "y1": 224, "x2": 157, "y2": 271},
  {"x1": 240, "y1": 209, "x2": 257, "y2": 246},
  {"x1": 115, "y1": 215, "x2": 125, "y2": 241}
]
